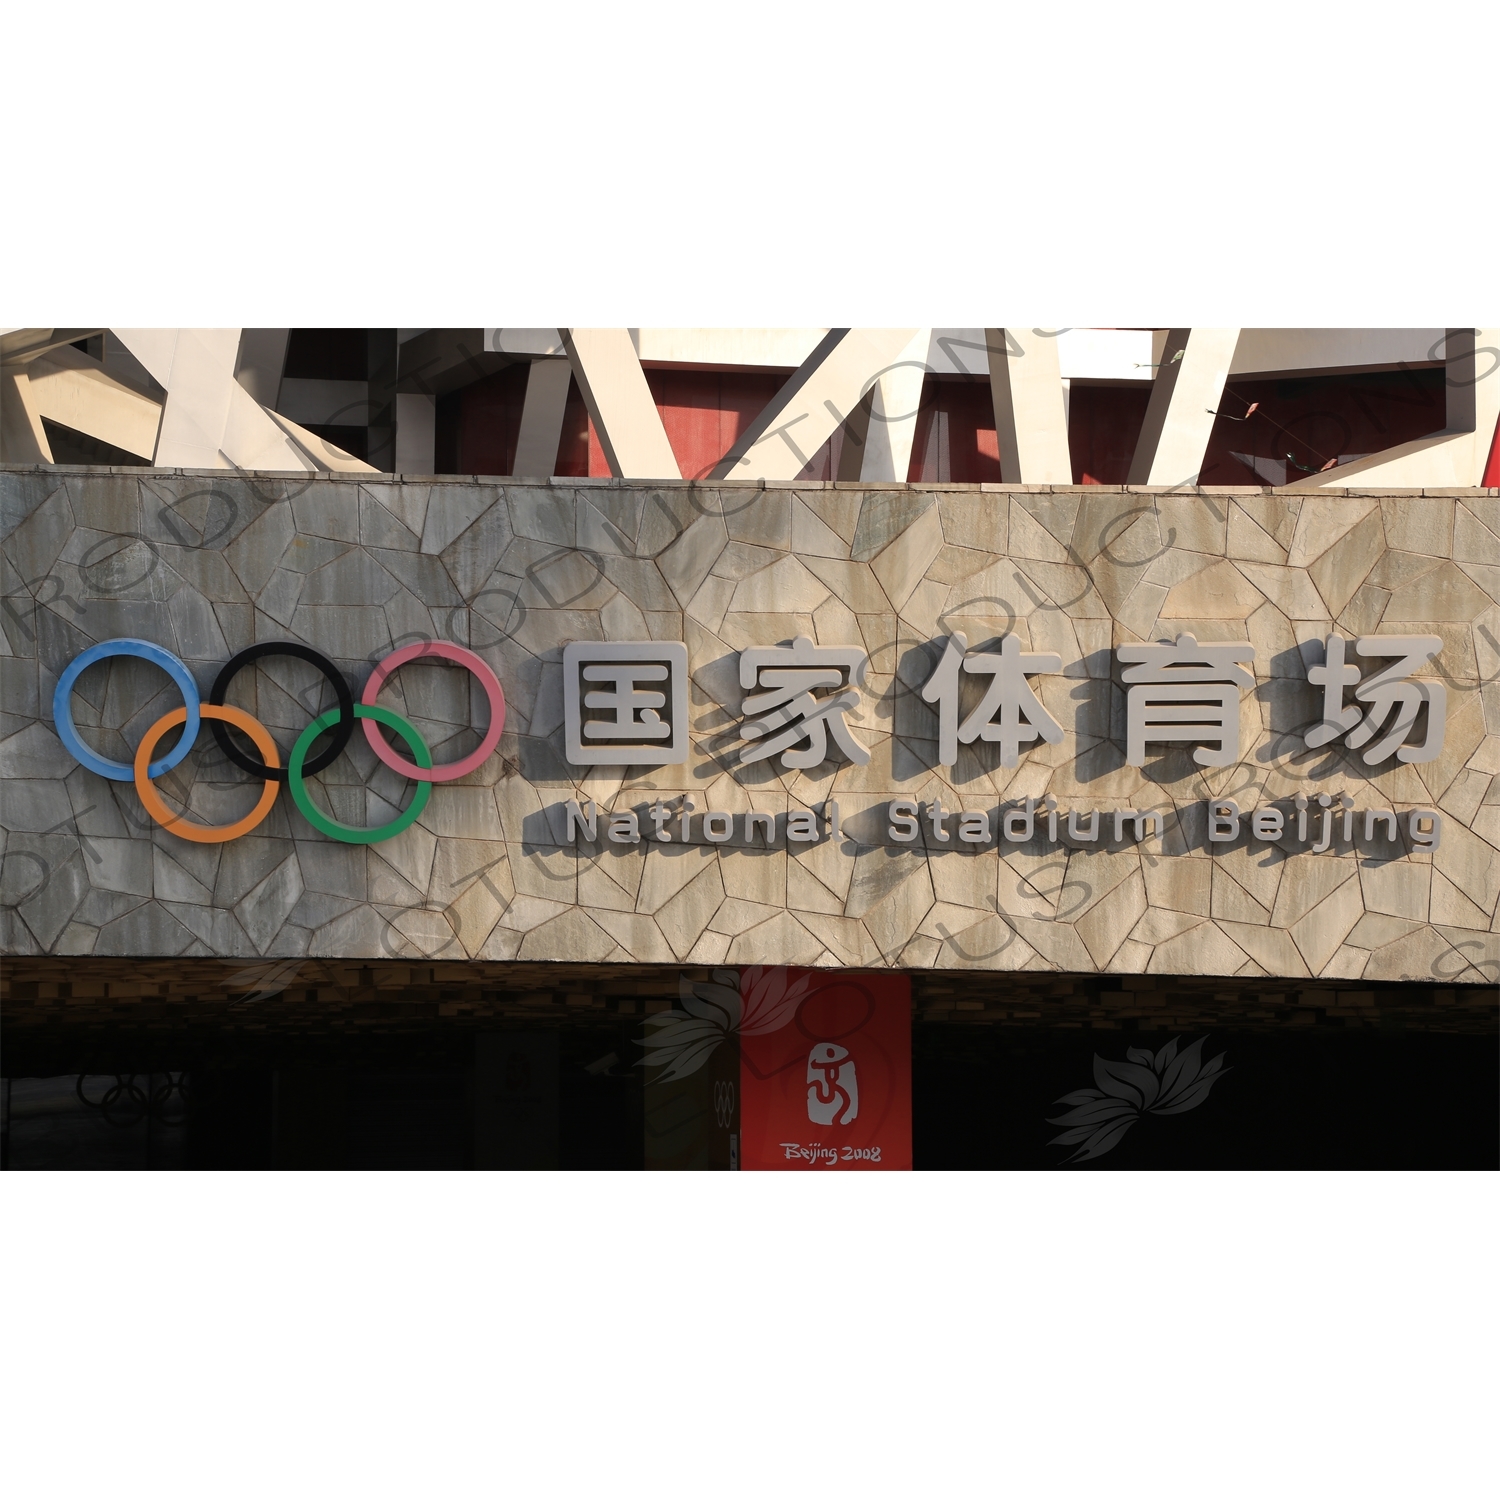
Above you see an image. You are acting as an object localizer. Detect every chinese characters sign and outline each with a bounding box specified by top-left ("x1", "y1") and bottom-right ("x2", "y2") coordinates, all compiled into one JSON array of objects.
[
  {"x1": 1306, "y1": 634, "x2": 1445, "y2": 764},
  {"x1": 1118, "y1": 633, "x2": 1255, "y2": 768},
  {"x1": 558, "y1": 630, "x2": 1449, "y2": 776},
  {"x1": 15, "y1": 472, "x2": 1494, "y2": 981}
]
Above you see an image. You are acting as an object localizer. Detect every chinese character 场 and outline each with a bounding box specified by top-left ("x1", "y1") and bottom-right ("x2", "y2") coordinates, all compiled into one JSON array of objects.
[
  {"x1": 1118, "y1": 633, "x2": 1256, "y2": 768},
  {"x1": 737, "y1": 636, "x2": 870, "y2": 770},
  {"x1": 1304, "y1": 633, "x2": 1447, "y2": 765},
  {"x1": 563, "y1": 640, "x2": 689, "y2": 765},
  {"x1": 920, "y1": 631, "x2": 1064, "y2": 768}
]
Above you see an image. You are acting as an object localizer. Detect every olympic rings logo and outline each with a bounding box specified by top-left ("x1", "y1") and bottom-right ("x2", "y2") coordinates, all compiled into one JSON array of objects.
[
  {"x1": 52, "y1": 638, "x2": 505, "y2": 846},
  {"x1": 77, "y1": 1073, "x2": 188, "y2": 1129}
]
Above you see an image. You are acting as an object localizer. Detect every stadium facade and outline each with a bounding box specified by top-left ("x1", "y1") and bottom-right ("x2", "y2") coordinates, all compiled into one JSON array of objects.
[{"x1": 2, "y1": 326, "x2": 1497, "y2": 1169}]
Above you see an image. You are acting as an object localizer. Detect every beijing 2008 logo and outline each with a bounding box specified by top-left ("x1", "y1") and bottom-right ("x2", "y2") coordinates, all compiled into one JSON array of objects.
[{"x1": 51, "y1": 638, "x2": 504, "y2": 845}]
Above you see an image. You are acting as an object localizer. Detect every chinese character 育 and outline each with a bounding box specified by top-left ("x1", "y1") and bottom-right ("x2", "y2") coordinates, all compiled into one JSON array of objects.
[
  {"x1": 563, "y1": 640, "x2": 689, "y2": 765},
  {"x1": 1304, "y1": 633, "x2": 1446, "y2": 765},
  {"x1": 1118, "y1": 633, "x2": 1256, "y2": 768},
  {"x1": 738, "y1": 636, "x2": 870, "y2": 769},
  {"x1": 920, "y1": 631, "x2": 1064, "y2": 767}
]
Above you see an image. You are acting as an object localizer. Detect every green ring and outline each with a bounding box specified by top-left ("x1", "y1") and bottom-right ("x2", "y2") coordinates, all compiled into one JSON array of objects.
[{"x1": 288, "y1": 704, "x2": 433, "y2": 844}]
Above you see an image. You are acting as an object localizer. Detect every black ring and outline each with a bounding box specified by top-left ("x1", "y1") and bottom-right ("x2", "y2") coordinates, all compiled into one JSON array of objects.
[
  {"x1": 208, "y1": 642, "x2": 354, "y2": 783},
  {"x1": 101, "y1": 1078, "x2": 149, "y2": 1129}
]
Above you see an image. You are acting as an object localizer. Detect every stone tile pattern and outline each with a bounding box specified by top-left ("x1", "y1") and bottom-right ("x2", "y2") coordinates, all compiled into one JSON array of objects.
[{"x1": 2, "y1": 467, "x2": 1498, "y2": 985}]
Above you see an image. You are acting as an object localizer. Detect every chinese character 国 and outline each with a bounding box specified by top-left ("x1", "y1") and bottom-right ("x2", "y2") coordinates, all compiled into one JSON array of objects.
[
  {"x1": 920, "y1": 631, "x2": 1064, "y2": 767},
  {"x1": 563, "y1": 640, "x2": 689, "y2": 765}
]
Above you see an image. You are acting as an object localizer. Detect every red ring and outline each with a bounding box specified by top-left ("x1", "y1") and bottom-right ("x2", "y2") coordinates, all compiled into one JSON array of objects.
[{"x1": 360, "y1": 642, "x2": 505, "y2": 783}]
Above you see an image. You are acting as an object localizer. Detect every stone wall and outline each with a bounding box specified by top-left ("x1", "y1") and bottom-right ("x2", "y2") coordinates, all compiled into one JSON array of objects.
[{"x1": 2, "y1": 466, "x2": 1498, "y2": 983}]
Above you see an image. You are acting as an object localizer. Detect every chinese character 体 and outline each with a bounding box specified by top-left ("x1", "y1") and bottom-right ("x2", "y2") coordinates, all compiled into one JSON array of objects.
[{"x1": 920, "y1": 631, "x2": 1064, "y2": 768}]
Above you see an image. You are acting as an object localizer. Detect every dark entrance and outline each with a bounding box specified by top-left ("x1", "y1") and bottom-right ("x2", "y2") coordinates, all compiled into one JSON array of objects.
[{"x1": 3, "y1": 959, "x2": 1495, "y2": 1169}]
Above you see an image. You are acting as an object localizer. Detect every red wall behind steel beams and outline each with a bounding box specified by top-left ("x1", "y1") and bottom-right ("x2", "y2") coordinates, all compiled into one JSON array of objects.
[
  {"x1": 559, "y1": 369, "x2": 789, "y2": 480},
  {"x1": 1196, "y1": 369, "x2": 1448, "y2": 486},
  {"x1": 649, "y1": 369, "x2": 790, "y2": 480},
  {"x1": 906, "y1": 378, "x2": 1002, "y2": 483},
  {"x1": 441, "y1": 362, "x2": 1500, "y2": 488},
  {"x1": 437, "y1": 363, "x2": 529, "y2": 477}
]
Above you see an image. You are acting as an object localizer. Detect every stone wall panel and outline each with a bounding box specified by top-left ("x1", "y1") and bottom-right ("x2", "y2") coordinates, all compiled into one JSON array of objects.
[{"x1": 2, "y1": 468, "x2": 1497, "y2": 983}]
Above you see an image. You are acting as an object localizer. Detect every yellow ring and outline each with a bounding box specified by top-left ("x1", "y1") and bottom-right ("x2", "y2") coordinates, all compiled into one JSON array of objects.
[{"x1": 133, "y1": 704, "x2": 280, "y2": 843}]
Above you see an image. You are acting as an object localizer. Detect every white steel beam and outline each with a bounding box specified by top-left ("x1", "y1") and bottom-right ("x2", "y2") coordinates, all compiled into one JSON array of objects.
[
  {"x1": 23, "y1": 344, "x2": 162, "y2": 460},
  {"x1": 263, "y1": 410, "x2": 381, "y2": 473},
  {"x1": 234, "y1": 329, "x2": 290, "y2": 407},
  {"x1": 0, "y1": 367, "x2": 54, "y2": 463},
  {"x1": 488, "y1": 329, "x2": 566, "y2": 357},
  {"x1": 1230, "y1": 328, "x2": 1446, "y2": 379},
  {"x1": 858, "y1": 331, "x2": 930, "y2": 482},
  {"x1": 512, "y1": 358, "x2": 573, "y2": 478},
  {"x1": 711, "y1": 328, "x2": 922, "y2": 482},
  {"x1": 632, "y1": 328, "x2": 829, "y2": 370},
  {"x1": 394, "y1": 392, "x2": 437, "y2": 475},
  {"x1": 560, "y1": 328, "x2": 680, "y2": 480},
  {"x1": 117, "y1": 328, "x2": 256, "y2": 466},
  {"x1": 111, "y1": 328, "x2": 373, "y2": 472},
  {"x1": 924, "y1": 329, "x2": 1153, "y2": 383},
  {"x1": 109, "y1": 328, "x2": 179, "y2": 389},
  {"x1": 0, "y1": 329, "x2": 106, "y2": 365},
  {"x1": 1126, "y1": 328, "x2": 1241, "y2": 486},
  {"x1": 986, "y1": 328, "x2": 1073, "y2": 483}
]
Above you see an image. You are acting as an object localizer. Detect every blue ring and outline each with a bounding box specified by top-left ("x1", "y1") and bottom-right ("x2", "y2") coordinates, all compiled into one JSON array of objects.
[{"x1": 53, "y1": 639, "x2": 201, "y2": 782}]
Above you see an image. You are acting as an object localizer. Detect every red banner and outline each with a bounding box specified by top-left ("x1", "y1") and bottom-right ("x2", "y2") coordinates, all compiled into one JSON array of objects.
[{"x1": 739, "y1": 968, "x2": 912, "y2": 1170}]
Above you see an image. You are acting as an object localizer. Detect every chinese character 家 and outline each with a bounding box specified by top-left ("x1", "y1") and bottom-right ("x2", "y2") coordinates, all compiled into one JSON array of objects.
[{"x1": 737, "y1": 636, "x2": 870, "y2": 770}]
